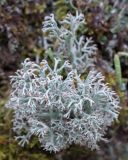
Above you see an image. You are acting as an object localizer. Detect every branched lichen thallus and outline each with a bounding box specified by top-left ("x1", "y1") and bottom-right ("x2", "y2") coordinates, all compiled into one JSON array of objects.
[{"x1": 6, "y1": 58, "x2": 120, "y2": 152}]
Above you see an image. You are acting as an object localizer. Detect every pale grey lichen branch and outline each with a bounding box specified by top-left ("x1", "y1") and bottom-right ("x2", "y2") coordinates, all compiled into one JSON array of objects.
[{"x1": 42, "y1": 12, "x2": 97, "y2": 73}]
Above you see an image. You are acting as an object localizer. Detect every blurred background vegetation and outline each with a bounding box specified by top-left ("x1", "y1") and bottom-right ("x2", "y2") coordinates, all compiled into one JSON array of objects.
[{"x1": 0, "y1": 0, "x2": 128, "y2": 159}]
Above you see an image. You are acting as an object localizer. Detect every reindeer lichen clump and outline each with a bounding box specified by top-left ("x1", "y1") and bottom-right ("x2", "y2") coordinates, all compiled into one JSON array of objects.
[
  {"x1": 6, "y1": 11, "x2": 120, "y2": 153},
  {"x1": 6, "y1": 58, "x2": 120, "y2": 152}
]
